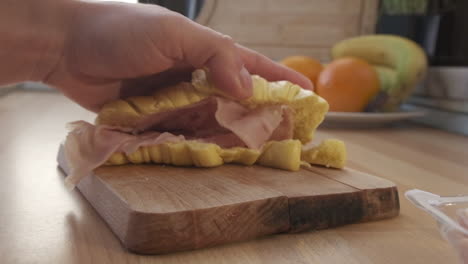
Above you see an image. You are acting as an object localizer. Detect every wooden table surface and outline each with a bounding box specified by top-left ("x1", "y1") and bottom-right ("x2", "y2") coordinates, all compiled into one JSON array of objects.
[{"x1": 1, "y1": 89, "x2": 467, "y2": 264}]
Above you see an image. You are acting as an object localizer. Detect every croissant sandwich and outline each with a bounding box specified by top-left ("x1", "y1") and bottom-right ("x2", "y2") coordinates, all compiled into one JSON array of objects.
[{"x1": 63, "y1": 69, "x2": 346, "y2": 189}]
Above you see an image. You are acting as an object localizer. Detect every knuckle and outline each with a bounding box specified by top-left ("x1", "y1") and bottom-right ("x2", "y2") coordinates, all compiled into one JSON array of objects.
[
  {"x1": 156, "y1": 9, "x2": 189, "y2": 32},
  {"x1": 161, "y1": 12, "x2": 187, "y2": 28}
]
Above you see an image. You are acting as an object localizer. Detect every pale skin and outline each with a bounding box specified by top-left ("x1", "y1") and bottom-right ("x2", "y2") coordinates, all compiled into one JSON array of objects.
[{"x1": 0, "y1": 0, "x2": 313, "y2": 112}]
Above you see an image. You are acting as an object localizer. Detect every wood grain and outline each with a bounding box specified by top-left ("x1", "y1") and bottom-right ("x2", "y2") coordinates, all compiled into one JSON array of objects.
[
  {"x1": 196, "y1": 0, "x2": 379, "y2": 61},
  {"x1": 0, "y1": 90, "x2": 465, "y2": 263},
  {"x1": 58, "y1": 145, "x2": 398, "y2": 254}
]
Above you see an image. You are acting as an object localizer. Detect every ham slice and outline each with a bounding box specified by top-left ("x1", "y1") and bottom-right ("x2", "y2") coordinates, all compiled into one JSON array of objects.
[
  {"x1": 215, "y1": 98, "x2": 286, "y2": 149},
  {"x1": 133, "y1": 97, "x2": 293, "y2": 149},
  {"x1": 64, "y1": 97, "x2": 294, "y2": 189},
  {"x1": 64, "y1": 121, "x2": 184, "y2": 189}
]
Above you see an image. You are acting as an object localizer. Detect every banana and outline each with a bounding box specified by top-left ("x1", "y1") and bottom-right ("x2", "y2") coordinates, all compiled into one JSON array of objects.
[
  {"x1": 365, "y1": 65, "x2": 401, "y2": 112},
  {"x1": 373, "y1": 65, "x2": 400, "y2": 94},
  {"x1": 332, "y1": 35, "x2": 427, "y2": 111}
]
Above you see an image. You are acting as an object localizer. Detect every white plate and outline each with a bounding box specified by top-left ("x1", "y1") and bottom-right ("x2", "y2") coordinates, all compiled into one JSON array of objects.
[{"x1": 321, "y1": 110, "x2": 426, "y2": 128}]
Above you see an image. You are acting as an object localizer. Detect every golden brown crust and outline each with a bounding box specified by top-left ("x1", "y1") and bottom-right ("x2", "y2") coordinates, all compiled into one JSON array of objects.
[
  {"x1": 94, "y1": 70, "x2": 347, "y2": 171},
  {"x1": 96, "y1": 70, "x2": 329, "y2": 144}
]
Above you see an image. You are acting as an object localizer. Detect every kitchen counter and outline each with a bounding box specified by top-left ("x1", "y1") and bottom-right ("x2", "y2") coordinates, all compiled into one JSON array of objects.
[{"x1": 1, "y1": 90, "x2": 467, "y2": 264}]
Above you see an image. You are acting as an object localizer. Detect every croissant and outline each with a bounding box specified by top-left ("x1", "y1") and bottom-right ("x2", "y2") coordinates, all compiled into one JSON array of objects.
[{"x1": 63, "y1": 69, "x2": 346, "y2": 188}]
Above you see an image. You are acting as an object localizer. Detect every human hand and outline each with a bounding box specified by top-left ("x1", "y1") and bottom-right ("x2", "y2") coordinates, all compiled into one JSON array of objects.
[{"x1": 45, "y1": 1, "x2": 312, "y2": 112}]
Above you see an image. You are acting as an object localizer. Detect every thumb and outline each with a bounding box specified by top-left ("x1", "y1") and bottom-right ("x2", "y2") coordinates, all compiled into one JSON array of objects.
[
  {"x1": 206, "y1": 47, "x2": 253, "y2": 99},
  {"x1": 174, "y1": 19, "x2": 252, "y2": 98}
]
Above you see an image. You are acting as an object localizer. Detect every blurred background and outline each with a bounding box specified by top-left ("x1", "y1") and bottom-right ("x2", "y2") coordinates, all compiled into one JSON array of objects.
[{"x1": 5, "y1": 0, "x2": 468, "y2": 135}]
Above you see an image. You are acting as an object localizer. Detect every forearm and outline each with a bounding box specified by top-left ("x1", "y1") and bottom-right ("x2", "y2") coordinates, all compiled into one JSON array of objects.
[{"x1": 0, "y1": 0, "x2": 76, "y2": 85}]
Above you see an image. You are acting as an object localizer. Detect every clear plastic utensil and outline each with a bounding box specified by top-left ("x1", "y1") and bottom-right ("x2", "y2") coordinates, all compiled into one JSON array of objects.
[{"x1": 406, "y1": 189, "x2": 468, "y2": 263}]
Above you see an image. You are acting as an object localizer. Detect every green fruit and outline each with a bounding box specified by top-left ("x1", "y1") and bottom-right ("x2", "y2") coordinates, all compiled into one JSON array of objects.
[
  {"x1": 332, "y1": 34, "x2": 428, "y2": 111},
  {"x1": 365, "y1": 65, "x2": 401, "y2": 112},
  {"x1": 374, "y1": 65, "x2": 400, "y2": 94}
]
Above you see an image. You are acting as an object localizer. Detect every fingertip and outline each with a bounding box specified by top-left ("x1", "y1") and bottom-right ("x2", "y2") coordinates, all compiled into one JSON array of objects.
[
  {"x1": 278, "y1": 64, "x2": 315, "y2": 91},
  {"x1": 237, "y1": 45, "x2": 315, "y2": 91},
  {"x1": 211, "y1": 67, "x2": 252, "y2": 100},
  {"x1": 298, "y1": 76, "x2": 314, "y2": 91},
  {"x1": 207, "y1": 51, "x2": 253, "y2": 99},
  {"x1": 239, "y1": 67, "x2": 253, "y2": 98}
]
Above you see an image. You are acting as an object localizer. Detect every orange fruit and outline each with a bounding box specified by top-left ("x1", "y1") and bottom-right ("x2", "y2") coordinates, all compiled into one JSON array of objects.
[
  {"x1": 280, "y1": 56, "x2": 323, "y2": 87},
  {"x1": 316, "y1": 57, "x2": 379, "y2": 112}
]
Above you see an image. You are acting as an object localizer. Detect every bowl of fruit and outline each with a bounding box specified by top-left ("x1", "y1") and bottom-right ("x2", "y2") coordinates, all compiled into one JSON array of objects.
[{"x1": 281, "y1": 34, "x2": 428, "y2": 128}]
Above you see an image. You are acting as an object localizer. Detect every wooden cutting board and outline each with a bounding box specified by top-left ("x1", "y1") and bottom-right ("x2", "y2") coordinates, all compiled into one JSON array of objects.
[{"x1": 57, "y1": 147, "x2": 399, "y2": 255}]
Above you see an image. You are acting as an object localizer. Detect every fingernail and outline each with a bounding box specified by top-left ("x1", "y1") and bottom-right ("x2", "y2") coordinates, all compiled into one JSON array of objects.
[{"x1": 238, "y1": 67, "x2": 252, "y2": 98}]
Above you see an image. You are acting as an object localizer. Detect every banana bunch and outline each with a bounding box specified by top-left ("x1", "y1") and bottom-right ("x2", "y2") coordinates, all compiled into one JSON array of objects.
[{"x1": 331, "y1": 35, "x2": 428, "y2": 112}]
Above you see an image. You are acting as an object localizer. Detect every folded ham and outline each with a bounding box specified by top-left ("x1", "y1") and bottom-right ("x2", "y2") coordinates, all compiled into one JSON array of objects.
[{"x1": 64, "y1": 97, "x2": 294, "y2": 188}]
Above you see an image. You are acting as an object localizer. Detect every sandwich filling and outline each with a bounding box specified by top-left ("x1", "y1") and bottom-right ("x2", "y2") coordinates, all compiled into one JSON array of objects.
[
  {"x1": 64, "y1": 95, "x2": 294, "y2": 187},
  {"x1": 62, "y1": 69, "x2": 345, "y2": 190}
]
